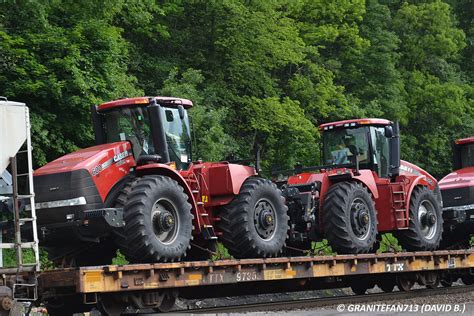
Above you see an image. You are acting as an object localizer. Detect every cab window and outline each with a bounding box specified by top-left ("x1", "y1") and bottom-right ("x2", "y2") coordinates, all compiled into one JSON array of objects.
[
  {"x1": 323, "y1": 127, "x2": 370, "y2": 168},
  {"x1": 370, "y1": 127, "x2": 390, "y2": 177}
]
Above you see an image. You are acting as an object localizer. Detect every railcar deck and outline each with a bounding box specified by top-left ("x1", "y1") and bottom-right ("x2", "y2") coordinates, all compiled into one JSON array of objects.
[{"x1": 38, "y1": 250, "x2": 474, "y2": 295}]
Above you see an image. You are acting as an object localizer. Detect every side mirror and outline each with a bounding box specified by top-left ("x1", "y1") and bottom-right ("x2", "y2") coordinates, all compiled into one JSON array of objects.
[
  {"x1": 177, "y1": 105, "x2": 185, "y2": 120},
  {"x1": 91, "y1": 105, "x2": 106, "y2": 145},
  {"x1": 384, "y1": 125, "x2": 393, "y2": 138}
]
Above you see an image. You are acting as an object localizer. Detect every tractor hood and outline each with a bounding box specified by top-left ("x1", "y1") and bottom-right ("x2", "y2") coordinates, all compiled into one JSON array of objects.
[
  {"x1": 34, "y1": 142, "x2": 135, "y2": 202},
  {"x1": 439, "y1": 166, "x2": 474, "y2": 191},
  {"x1": 400, "y1": 160, "x2": 437, "y2": 188},
  {"x1": 439, "y1": 167, "x2": 474, "y2": 208},
  {"x1": 35, "y1": 142, "x2": 133, "y2": 176}
]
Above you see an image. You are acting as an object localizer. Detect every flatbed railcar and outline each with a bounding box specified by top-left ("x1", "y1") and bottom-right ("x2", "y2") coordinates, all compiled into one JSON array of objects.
[
  {"x1": 1, "y1": 99, "x2": 473, "y2": 315},
  {"x1": 25, "y1": 249, "x2": 474, "y2": 314}
]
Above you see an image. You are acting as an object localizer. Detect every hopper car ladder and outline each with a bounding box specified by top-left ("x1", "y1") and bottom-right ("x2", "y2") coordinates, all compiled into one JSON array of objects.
[{"x1": 0, "y1": 106, "x2": 39, "y2": 301}]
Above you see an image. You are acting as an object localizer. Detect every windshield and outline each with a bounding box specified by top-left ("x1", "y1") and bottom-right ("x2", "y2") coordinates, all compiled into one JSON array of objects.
[
  {"x1": 104, "y1": 106, "x2": 154, "y2": 158},
  {"x1": 322, "y1": 127, "x2": 369, "y2": 167},
  {"x1": 160, "y1": 107, "x2": 192, "y2": 170},
  {"x1": 461, "y1": 143, "x2": 474, "y2": 168},
  {"x1": 103, "y1": 105, "x2": 192, "y2": 170}
]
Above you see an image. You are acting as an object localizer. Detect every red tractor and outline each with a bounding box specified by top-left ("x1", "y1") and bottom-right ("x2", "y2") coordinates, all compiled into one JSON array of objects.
[
  {"x1": 281, "y1": 119, "x2": 443, "y2": 254},
  {"x1": 439, "y1": 137, "x2": 474, "y2": 248},
  {"x1": 33, "y1": 97, "x2": 289, "y2": 265}
]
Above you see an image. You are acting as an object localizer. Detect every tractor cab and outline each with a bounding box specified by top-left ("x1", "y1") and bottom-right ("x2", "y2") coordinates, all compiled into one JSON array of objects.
[
  {"x1": 453, "y1": 137, "x2": 474, "y2": 170},
  {"x1": 320, "y1": 118, "x2": 400, "y2": 179},
  {"x1": 93, "y1": 97, "x2": 192, "y2": 170}
]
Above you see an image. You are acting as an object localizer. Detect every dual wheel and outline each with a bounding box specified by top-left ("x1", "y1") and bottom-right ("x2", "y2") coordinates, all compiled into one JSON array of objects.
[{"x1": 323, "y1": 182, "x2": 443, "y2": 254}]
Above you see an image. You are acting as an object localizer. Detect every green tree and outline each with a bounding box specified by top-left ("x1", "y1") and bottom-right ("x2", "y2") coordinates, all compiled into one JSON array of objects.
[
  {"x1": 160, "y1": 68, "x2": 232, "y2": 162},
  {"x1": 0, "y1": 1, "x2": 140, "y2": 165},
  {"x1": 241, "y1": 96, "x2": 318, "y2": 171},
  {"x1": 392, "y1": 1, "x2": 472, "y2": 177},
  {"x1": 0, "y1": 0, "x2": 472, "y2": 179},
  {"x1": 350, "y1": 0, "x2": 407, "y2": 123}
]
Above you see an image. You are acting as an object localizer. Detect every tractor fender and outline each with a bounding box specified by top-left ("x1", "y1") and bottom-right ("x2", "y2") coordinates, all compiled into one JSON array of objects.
[
  {"x1": 352, "y1": 170, "x2": 379, "y2": 200},
  {"x1": 318, "y1": 169, "x2": 379, "y2": 203},
  {"x1": 405, "y1": 175, "x2": 431, "y2": 212},
  {"x1": 135, "y1": 163, "x2": 201, "y2": 230}
]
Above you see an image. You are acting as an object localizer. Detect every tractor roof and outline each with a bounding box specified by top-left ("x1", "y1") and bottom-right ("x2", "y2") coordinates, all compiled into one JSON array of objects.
[
  {"x1": 455, "y1": 136, "x2": 474, "y2": 145},
  {"x1": 319, "y1": 118, "x2": 392, "y2": 130},
  {"x1": 97, "y1": 97, "x2": 193, "y2": 112}
]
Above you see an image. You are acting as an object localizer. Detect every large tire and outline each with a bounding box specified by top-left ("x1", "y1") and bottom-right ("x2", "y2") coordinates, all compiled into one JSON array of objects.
[
  {"x1": 218, "y1": 177, "x2": 288, "y2": 258},
  {"x1": 115, "y1": 175, "x2": 193, "y2": 263},
  {"x1": 396, "y1": 187, "x2": 443, "y2": 251},
  {"x1": 323, "y1": 181, "x2": 377, "y2": 254}
]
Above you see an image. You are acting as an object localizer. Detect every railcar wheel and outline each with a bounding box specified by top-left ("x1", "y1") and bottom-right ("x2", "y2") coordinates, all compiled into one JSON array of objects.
[
  {"x1": 396, "y1": 275, "x2": 414, "y2": 292},
  {"x1": 46, "y1": 296, "x2": 87, "y2": 316},
  {"x1": 116, "y1": 175, "x2": 193, "y2": 263},
  {"x1": 396, "y1": 187, "x2": 443, "y2": 251},
  {"x1": 99, "y1": 295, "x2": 127, "y2": 316},
  {"x1": 219, "y1": 178, "x2": 289, "y2": 258},
  {"x1": 424, "y1": 273, "x2": 440, "y2": 289},
  {"x1": 440, "y1": 276, "x2": 453, "y2": 287},
  {"x1": 153, "y1": 292, "x2": 177, "y2": 313},
  {"x1": 323, "y1": 182, "x2": 377, "y2": 254}
]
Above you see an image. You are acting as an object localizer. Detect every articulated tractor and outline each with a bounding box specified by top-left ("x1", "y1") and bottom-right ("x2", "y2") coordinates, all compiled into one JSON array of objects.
[
  {"x1": 282, "y1": 119, "x2": 443, "y2": 254},
  {"x1": 33, "y1": 97, "x2": 289, "y2": 266}
]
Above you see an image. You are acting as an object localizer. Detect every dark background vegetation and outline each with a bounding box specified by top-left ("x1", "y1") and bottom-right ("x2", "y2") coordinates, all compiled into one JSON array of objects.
[
  {"x1": 1, "y1": 0, "x2": 473, "y2": 267},
  {"x1": 1, "y1": 0, "x2": 473, "y2": 179}
]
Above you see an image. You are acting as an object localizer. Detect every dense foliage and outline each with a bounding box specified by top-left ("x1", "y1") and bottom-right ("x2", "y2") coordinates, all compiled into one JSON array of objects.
[{"x1": 1, "y1": 0, "x2": 473, "y2": 178}]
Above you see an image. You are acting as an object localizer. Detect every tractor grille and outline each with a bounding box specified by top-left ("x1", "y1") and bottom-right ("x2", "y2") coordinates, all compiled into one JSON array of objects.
[
  {"x1": 33, "y1": 169, "x2": 103, "y2": 225},
  {"x1": 441, "y1": 186, "x2": 474, "y2": 208}
]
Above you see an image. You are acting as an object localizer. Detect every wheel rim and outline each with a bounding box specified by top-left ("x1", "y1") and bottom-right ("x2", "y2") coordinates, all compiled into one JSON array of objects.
[
  {"x1": 151, "y1": 198, "x2": 179, "y2": 245},
  {"x1": 350, "y1": 198, "x2": 371, "y2": 240},
  {"x1": 254, "y1": 199, "x2": 277, "y2": 241},
  {"x1": 417, "y1": 199, "x2": 437, "y2": 240}
]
